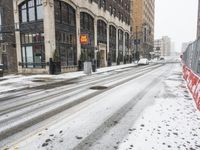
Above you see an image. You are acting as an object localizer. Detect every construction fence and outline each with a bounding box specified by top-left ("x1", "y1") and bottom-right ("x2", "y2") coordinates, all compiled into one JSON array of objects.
[
  {"x1": 182, "y1": 38, "x2": 200, "y2": 75},
  {"x1": 182, "y1": 38, "x2": 200, "y2": 110}
]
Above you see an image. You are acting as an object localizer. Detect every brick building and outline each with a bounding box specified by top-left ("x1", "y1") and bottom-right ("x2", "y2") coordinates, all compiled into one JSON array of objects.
[
  {"x1": 0, "y1": 0, "x2": 17, "y2": 73},
  {"x1": 130, "y1": 0, "x2": 155, "y2": 59}
]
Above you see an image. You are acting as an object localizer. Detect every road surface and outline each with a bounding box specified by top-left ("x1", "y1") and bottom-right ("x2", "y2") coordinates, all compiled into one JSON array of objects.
[{"x1": 0, "y1": 63, "x2": 179, "y2": 150}]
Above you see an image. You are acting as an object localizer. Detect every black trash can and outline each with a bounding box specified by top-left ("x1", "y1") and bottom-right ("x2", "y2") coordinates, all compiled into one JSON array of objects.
[
  {"x1": 0, "y1": 64, "x2": 4, "y2": 77},
  {"x1": 117, "y1": 58, "x2": 120, "y2": 65},
  {"x1": 78, "y1": 60, "x2": 83, "y2": 71},
  {"x1": 92, "y1": 59, "x2": 97, "y2": 72}
]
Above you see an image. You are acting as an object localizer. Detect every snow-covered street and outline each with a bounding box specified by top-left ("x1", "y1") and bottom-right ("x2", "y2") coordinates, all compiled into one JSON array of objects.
[{"x1": 0, "y1": 63, "x2": 199, "y2": 150}]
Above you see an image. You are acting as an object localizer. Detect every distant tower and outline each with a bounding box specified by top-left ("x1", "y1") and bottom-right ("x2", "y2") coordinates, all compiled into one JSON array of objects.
[
  {"x1": 130, "y1": 0, "x2": 155, "y2": 59},
  {"x1": 197, "y1": 0, "x2": 200, "y2": 39}
]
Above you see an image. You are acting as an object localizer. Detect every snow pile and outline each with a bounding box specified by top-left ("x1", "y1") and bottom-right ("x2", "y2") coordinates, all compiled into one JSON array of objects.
[{"x1": 119, "y1": 67, "x2": 200, "y2": 150}]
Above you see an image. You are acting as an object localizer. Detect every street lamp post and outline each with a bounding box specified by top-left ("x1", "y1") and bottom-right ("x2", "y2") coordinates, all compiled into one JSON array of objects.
[
  {"x1": 134, "y1": 26, "x2": 140, "y2": 61},
  {"x1": 136, "y1": 26, "x2": 138, "y2": 54}
]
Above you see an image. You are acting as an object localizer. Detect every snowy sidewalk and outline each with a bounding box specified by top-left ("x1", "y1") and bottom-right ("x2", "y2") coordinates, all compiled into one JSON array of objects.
[
  {"x1": 118, "y1": 64, "x2": 200, "y2": 150},
  {"x1": 0, "y1": 63, "x2": 136, "y2": 94}
]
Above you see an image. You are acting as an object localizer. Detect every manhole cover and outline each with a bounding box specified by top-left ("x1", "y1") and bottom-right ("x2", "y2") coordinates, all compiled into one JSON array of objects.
[
  {"x1": 0, "y1": 78, "x2": 6, "y2": 81},
  {"x1": 32, "y1": 79, "x2": 46, "y2": 82},
  {"x1": 90, "y1": 86, "x2": 108, "y2": 90}
]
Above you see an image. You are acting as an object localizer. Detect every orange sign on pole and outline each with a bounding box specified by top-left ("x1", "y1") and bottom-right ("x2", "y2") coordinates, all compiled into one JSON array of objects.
[{"x1": 80, "y1": 34, "x2": 89, "y2": 45}]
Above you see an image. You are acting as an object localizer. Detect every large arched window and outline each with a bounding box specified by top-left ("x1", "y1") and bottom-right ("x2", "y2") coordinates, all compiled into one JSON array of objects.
[
  {"x1": 97, "y1": 19, "x2": 107, "y2": 44},
  {"x1": 80, "y1": 12, "x2": 94, "y2": 33},
  {"x1": 80, "y1": 12, "x2": 94, "y2": 61},
  {"x1": 118, "y1": 29, "x2": 124, "y2": 62},
  {"x1": 54, "y1": 0, "x2": 77, "y2": 67},
  {"x1": 19, "y1": 0, "x2": 43, "y2": 23}
]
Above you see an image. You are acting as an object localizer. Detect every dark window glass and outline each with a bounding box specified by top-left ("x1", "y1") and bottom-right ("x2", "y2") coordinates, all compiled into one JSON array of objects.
[
  {"x1": 55, "y1": 0, "x2": 61, "y2": 23},
  {"x1": 21, "y1": 32, "x2": 45, "y2": 68},
  {"x1": 28, "y1": 0, "x2": 35, "y2": 21},
  {"x1": 19, "y1": 0, "x2": 43, "y2": 23},
  {"x1": 21, "y1": 3, "x2": 27, "y2": 22},
  {"x1": 0, "y1": 8, "x2": 2, "y2": 40},
  {"x1": 54, "y1": 1, "x2": 77, "y2": 67},
  {"x1": 37, "y1": 5, "x2": 43, "y2": 20}
]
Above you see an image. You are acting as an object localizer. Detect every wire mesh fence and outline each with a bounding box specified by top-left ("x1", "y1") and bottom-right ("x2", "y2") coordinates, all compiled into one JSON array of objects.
[{"x1": 183, "y1": 38, "x2": 200, "y2": 75}]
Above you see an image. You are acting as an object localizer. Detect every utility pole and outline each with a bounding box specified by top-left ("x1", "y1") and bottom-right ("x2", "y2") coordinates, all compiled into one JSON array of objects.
[
  {"x1": 134, "y1": 26, "x2": 139, "y2": 61},
  {"x1": 136, "y1": 26, "x2": 138, "y2": 54}
]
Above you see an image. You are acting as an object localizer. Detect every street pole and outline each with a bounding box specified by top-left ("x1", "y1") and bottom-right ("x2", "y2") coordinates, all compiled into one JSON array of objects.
[
  {"x1": 135, "y1": 26, "x2": 138, "y2": 62},
  {"x1": 136, "y1": 26, "x2": 138, "y2": 54}
]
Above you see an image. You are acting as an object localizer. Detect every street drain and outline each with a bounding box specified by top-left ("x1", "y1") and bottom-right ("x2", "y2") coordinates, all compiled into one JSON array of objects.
[{"x1": 90, "y1": 86, "x2": 108, "y2": 90}]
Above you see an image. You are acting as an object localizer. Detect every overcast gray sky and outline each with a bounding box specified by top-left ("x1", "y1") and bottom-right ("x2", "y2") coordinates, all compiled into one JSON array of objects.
[{"x1": 155, "y1": 0, "x2": 198, "y2": 52}]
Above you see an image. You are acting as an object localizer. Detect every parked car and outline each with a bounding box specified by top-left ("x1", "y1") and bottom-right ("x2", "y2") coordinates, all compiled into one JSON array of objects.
[
  {"x1": 138, "y1": 58, "x2": 149, "y2": 65},
  {"x1": 160, "y1": 57, "x2": 165, "y2": 60}
]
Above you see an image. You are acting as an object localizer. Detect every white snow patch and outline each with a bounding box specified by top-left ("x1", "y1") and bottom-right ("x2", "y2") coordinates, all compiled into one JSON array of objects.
[{"x1": 118, "y1": 65, "x2": 200, "y2": 150}]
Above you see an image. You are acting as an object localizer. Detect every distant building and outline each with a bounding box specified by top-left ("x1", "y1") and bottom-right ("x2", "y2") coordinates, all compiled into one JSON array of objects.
[
  {"x1": 154, "y1": 36, "x2": 172, "y2": 57},
  {"x1": 0, "y1": 0, "x2": 17, "y2": 73},
  {"x1": 13, "y1": 0, "x2": 131, "y2": 74},
  {"x1": 170, "y1": 42, "x2": 175, "y2": 55},
  {"x1": 130, "y1": 0, "x2": 155, "y2": 59},
  {"x1": 153, "y1": 39, "x2": 162, "y2": 58}
]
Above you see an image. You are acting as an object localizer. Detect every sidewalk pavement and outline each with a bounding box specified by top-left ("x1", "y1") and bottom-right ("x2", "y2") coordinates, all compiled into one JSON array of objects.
[
  {"x1": 0, "y1": 63, "x2": 137, "y2": 94},
  {"x1": 118, "y1": 63, "x2": 200, "y2": 150}
]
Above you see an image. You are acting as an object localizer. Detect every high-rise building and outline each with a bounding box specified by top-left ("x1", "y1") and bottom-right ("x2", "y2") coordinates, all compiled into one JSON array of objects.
[
  {"x1": 197, "y1": 0, "x2": 200, "y2": 39},
  {"x1": 154, "y1": 36, "x2": 171, "y2": 57},
  {"x1": 154, "y1": 39, "x2": 162, "y2": 58},
  {"x1": 13, "y1": 0, "x2": 131, "y2": 74},
  {"x1": 0, "y1": 0, "x2": 17, "y2": 73},
  {"x1": 130, "y1": 0, "x2": 155, "y2": 59}
]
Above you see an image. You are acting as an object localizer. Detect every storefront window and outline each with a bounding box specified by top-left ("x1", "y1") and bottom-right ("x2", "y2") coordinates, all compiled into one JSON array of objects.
[{"x1": 21, "y1": 33, "x2": 45, "y2": 68}]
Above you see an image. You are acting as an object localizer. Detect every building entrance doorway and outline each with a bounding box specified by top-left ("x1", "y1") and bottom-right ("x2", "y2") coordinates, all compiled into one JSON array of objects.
[{"x1": 98, "y1": 43, "x2": 107, "y2": 67}]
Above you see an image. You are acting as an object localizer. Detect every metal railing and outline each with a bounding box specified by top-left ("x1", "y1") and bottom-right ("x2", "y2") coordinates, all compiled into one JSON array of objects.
[{"x1": 182, "y1": 38, "x2": 200, "y2": 75}]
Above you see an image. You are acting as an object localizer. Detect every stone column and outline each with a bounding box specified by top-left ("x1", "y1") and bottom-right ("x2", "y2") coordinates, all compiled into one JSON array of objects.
[
  {"x1": 76, "y1": 7, "x2": 81, "y2": 62},
  {"x1": 107, "y1": 24, "x2": 109, "y2": 56},
  {"x1": 123, "y1": 31, "x2": 126, "y2": 62},
  {"x1": 116, "y1": 28, "x2": 119, "y2": 60},
  {"x1": 94, "y1": 18, "x2": 98, "y2": 60},
  {"x1": 43, "y1": 0, "x2": 56, "y2": 73}
]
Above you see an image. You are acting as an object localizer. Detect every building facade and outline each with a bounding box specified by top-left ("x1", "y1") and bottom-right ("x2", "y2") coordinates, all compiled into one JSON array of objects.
[
  {"x1": 131, "y1": 0, "x2": 155, "y2": 59},
  {"x1": 153, "y1": 39, "x2": 162, "y2": 58},
  {"x1": 154, "y1": 36, "x2": 171, "y2": 57},
  {"x1": 0, "y1": 0, "x2": 17, "y2": 73},
  {"x1": 13, "y1": 0, "x2": 131, "y2": 74}
]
